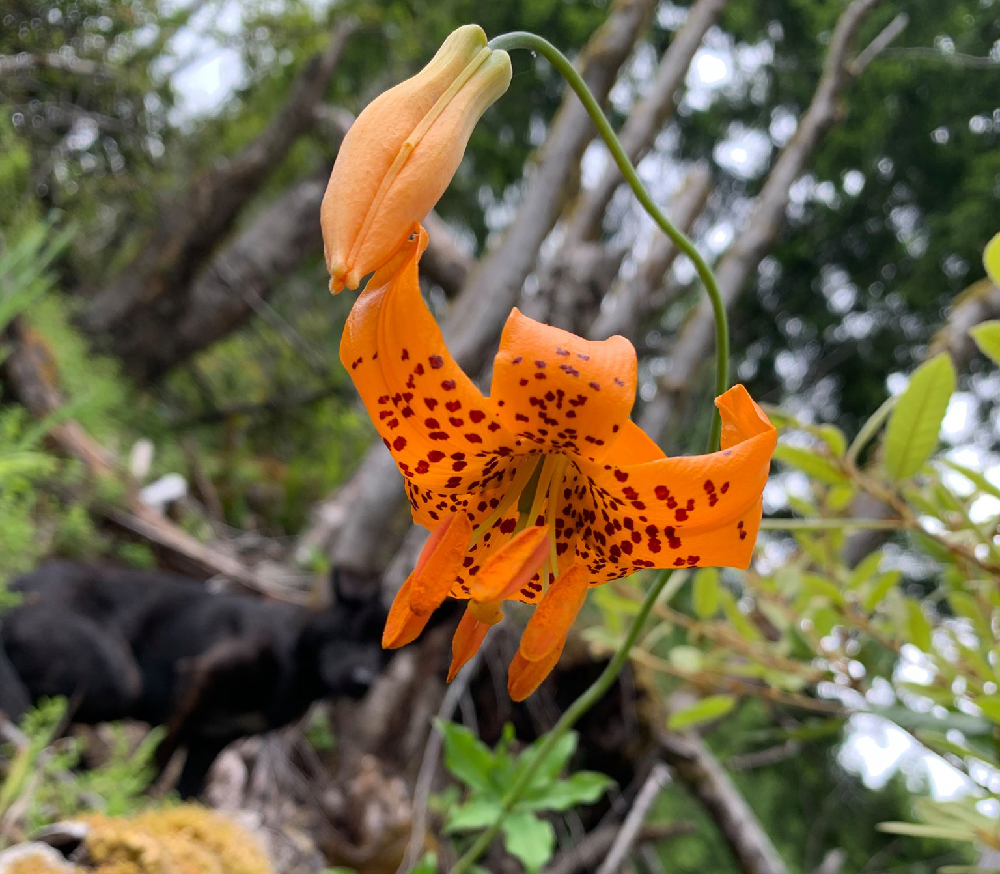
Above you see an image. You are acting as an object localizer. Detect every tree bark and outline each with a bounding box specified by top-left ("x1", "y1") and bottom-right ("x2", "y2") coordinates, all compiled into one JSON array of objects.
[
  {"x1": 638, "y1": 0, "x2": 886, "y2": 443},
  {"x1": 588, "y1": 164, "x2": 712, "y2": 341},
  {"x1": 78, "y1": 20, "x2": 356, "y2": 382},
  {"x1": 658, "y1": 727, "x2": 789, "y2": 874}
]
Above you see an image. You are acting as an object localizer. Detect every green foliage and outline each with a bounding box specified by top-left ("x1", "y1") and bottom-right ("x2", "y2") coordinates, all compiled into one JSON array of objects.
[
  {"x1": 667, "y1": 694, "x2": 736, "y2": 730},
  {"x1": 882, "y1": 353, "x2": 955, "y2": 479},
  {"x1": 0, "y1": 698, "x2": 164, "y2": 840},
  {"x1": 969, "y1": 320, "x2": 1000, "y2": 366},
  {"x1": 984, "y1": 232, "x2": 1000, "y2": 286},
  {"x1": 0, "y1": 222, "x2": 118, "y2": 580},
  {"x1": 437, "y1": 721, "x2": 612, "y2": 872}
]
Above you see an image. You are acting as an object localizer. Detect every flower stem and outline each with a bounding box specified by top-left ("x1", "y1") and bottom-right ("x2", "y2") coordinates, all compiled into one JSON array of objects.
[
  {"x1": 444, "y1": 568, "x2": 675, "y2": 874},
  {"x1": 489, "y1": 30, "x2": 730, "y2": 450}
]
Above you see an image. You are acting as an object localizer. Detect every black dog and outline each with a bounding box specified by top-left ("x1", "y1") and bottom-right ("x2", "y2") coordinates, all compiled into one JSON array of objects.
[{"x1": 0, "y1": 560, "x2": 387, "y2": 796}]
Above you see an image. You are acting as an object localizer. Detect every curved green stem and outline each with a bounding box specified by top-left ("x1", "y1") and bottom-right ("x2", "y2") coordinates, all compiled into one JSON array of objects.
[
  {"x1": 445, "y1": 569, "x2": 674, "y2": 874},
  {"x1": 489, "y1": 31, "x2": 730, "y2": 450}
]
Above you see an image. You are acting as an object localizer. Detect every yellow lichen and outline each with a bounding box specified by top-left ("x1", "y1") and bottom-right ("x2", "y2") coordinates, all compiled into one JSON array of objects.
[
  {"x1": 2, "y1": 805, "x2": 273, "y2": 874},
  {"x1": 81, "y1": 805, "x2": 273, "y2": 874},
  {"x1": 6, "y1": 852, "x2": 75, "y2": 874}
]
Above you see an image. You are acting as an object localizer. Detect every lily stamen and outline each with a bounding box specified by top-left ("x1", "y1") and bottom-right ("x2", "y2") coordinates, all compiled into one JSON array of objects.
[{"x1": 469, "y1": 455, "x2": 541, "y2": 546}]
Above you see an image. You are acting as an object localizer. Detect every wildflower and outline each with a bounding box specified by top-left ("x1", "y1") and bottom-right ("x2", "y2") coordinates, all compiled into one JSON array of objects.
[
  {"x1": 321, "y1": 25, "x2": 511, "y2": 294},
  {"x1": 342, "y1": 228, "x2": 776, "y2": 699}
]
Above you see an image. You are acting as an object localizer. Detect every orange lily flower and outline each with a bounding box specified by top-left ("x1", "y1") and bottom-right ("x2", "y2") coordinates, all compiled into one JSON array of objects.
[
  {"x1": 321, "y1": 25, "x2": 511, "y2": 295},
  {"x1": 341, "y1": 227, "x2": 777, "y2": 700}
]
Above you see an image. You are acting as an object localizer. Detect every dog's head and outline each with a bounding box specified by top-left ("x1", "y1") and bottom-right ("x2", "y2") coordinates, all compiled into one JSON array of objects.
[{"x1": 301, "y1": 568, "x2": 388, "y2": 700}]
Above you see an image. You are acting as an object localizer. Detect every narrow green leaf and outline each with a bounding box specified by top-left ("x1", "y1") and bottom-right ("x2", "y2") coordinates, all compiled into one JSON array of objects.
[
  {"x1": 862, "y1": 571, "x2": 901, "y2": 611},
  {"x1": 719, "y1": 589, "x2": 762, "y2": 641},
  {"x1": 501, "y1": 812, "x2": 556, "y2": 874},
  {"x1": 948, "y1": 592, "x2": 993, "y2": 641},
  {"x1": 877, "y1": 822, "x2": 968, "y2": 841},
  {"x1": 667, "y1": 694, "x2": 736, "y2": 730},
  {"x1": 801, "y1": 574, "x2": 845, "y2": 605},
  {"x1": 692, "y1": 567, "x2": 720, "y2": 618},
  {"x1": 970, "y1": 321, "x2": 1000, "y2": 366},
  {"x1": 668, "y1": 645, "x2": 704, "y2": 672},
  {"x1": 882, "y1": 353, "x2": 955, "y2": 479},
  {"x1": 974, "y1": 696, "x2": 1000, "y2": 723},
  {"x1": 817, "y1": 425, "x2": 847, "y2": 457},
  {"x1": 985, "y1": 231, "x2": 1000, "y2": 285},
  {"x1": 905, "y1": 600, "x2": 932, "y2": 651},
  {"x1": 773, "y1": 444, "x2": 847, "y2": 485},
  {"x1": 942, "y1": 458, "x2": 1000, "y2": 501},
  {"x1": 849, "y1": 552, "x2": 883, "y2": 589}
]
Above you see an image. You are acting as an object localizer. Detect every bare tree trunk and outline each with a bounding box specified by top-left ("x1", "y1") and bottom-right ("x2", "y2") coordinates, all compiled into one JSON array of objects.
[
  {"x1": 78, "y1": 21, "x2": 356, "y2": 382},
  {"x1": 561, "y1": 0, "x2": 727, "y2": 244},
  {"x1": 443, "y1": 0, "x2": 660, "y2": 375},
  {"x1": 524, "y1": 0, "x2": 727, "y2": 333},
  {"x1": 638, "y1": 0, "x2": 888, "y2": 443},
  {"x1": 588, "y1": 165, "x2": 713, "y2": 341},
  {"x1": 658, "y1": 727, "x2": 788, "y2": 874}
]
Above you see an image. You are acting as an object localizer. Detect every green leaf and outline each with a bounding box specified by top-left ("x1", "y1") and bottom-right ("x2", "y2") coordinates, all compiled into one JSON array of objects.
[
  {"x1": 522, "y1": 771, "x2": 613, "y2": 812},
  {"x1": 445, "y1": 799, "x2": 502, "y2": 833},
  {"x1": 801, "y1": 574, "x2": 845, "y2": 605},
  {"x1": 942, "y1": 458, "x2": 1000, "y2": 501},
  {"x1": 877, "y1": 822, "x2": 968, "y2": 841},
  {"x1": 905, "y1": 600, "x2": 932, "y2": 651},
  {"x1": 719, "y1": 589, "x2": 762, "y2": 641},
  {"x1": 409, "y1": 853, "x2": 441, "y2": 874},
  {"x1": 667, "y1": 694, "x2": 736, "y2": 730},
  {"x1": 973, "y1": 696, "x2": 1000, "y2": 723},
  {"x1": 501, "y1": 811, "x2": 556, "y2": 874},
  {"x1": 849, "y1": 552, "x2": 883, "y2": 589},
  {"x1": 773, "y1": 444, "x2": 847, "y2": 485},
  {"x1": 948, "y1": 592, "x2": 993, "y2": 641},
  {"x1": 861, "y1": 571, "x2": 901, "y2": 611},
  {"x1": 668, "y1": 645, "x2": 704, "y2": 672},
  {"x1": 882, "y1": 353, "x2": 955, "y2": 479},
  {"x1": 817, "y1": 425, "x2": 847, "y2": 457},
  {"x1": 437, "y1": 721, "x2": 496, "y2": 795},
  {"x1": 692, "y1": 567, "x2": 720, "y2": 618},
  {"x1": 524, "y1": 730, "x2": 578, "y2": 786},
  {"x1": 985, "y1": 231, "x2": 1000, "y2": 285},
  {"x1": 969, "y1": 321, "x2": 1000, "y2": 366}
]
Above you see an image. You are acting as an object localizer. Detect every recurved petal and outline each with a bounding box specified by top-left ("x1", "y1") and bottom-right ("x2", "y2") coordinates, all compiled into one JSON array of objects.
[
  {"x1": 508, "y1": 637, "x2": 566, "y2": 701},
  {"x1": 491, "y1": 308, "x2": 637, "y2": 463},
  {"x1": 341, "y1": 228, "x2": 520, "y2": 501},
  {"x1": 409, "y1": 511, "x2": 473, "y2": 615},
  {"x1": 466, "y1": 525, "x2": 550, "y2": 603},
  {"x1": 716, "y1": 383, "x2": 775, "y2": 451},
  {"x1": 447, "y1": 604, "x2": 496, "y2": 681},
  {"x1": 383, "y1": 577, "x2": 432, "y2": 648},
  {"x1": 575, "y1": 385, "x2": 776, "y2": 579},
  {"x1": 517, "y1": 564, "x2": 589, "y2": 661}
]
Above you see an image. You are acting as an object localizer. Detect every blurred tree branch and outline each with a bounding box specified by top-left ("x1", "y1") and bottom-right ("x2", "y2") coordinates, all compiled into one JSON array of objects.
[
  {"x1": 78, "y1": 18, "x2": 357, "y2": 382},
  {"x1": 638, "y1": 0, "x2": 896, "y2": 442}
]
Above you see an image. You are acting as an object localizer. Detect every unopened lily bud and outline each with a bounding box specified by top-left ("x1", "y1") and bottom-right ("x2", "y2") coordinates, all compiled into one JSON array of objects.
[{"x1": 322, "y1": 24, "x2": 511, "y2": 293}]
